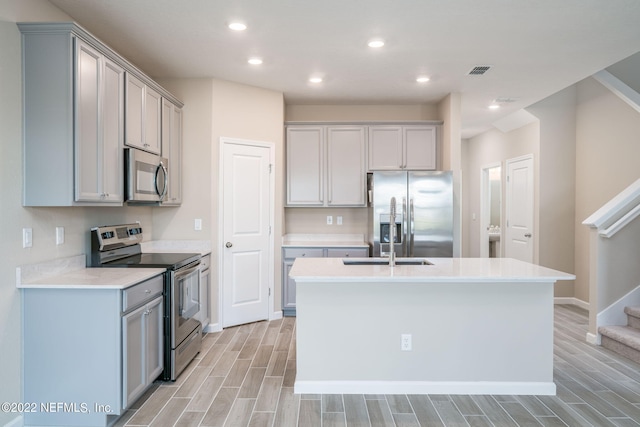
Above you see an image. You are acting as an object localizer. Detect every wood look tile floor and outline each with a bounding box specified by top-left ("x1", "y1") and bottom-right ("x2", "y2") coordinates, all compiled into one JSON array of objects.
[{"x1": 116, "y1": 305, "x2": 640, "y2": 427}]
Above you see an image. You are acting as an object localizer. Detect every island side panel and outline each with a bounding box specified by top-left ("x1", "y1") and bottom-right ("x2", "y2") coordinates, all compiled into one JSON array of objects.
[{"x1": 295, "y1": 280, "x2": 555, "y2": 395}]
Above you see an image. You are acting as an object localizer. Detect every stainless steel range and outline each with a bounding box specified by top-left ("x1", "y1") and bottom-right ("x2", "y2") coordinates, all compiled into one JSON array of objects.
[{"x1": 90, "y1": 223, "x2": 202, "y2": 381}]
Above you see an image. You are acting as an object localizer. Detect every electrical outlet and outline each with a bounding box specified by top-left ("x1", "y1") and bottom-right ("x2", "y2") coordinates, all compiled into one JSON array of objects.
[
  {"x1": 194, "y1": 218, "x2": 202, "y2": 231},
  {"x1": 326, "y1": 215, "x2": 333, "y2": 225},
  {"x1": 337, "y1": 215, "x2": 343, "y2": 225},
  {"x1": 401, "y1": 334, "x2": 412, "y2": 351},
  {"x1": 55, "y1": 227, "x2": 64, "y2": 245},
  {"x1": 23, "y1": 228, "x2": 33, "y2": 248}
]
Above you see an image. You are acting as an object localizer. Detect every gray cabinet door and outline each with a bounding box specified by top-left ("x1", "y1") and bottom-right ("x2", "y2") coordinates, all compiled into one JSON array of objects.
[
  {"x1": 122, "y1": 295, "x2": 163, "y2": 409},
  {"x1": 145, "y1": 296, "x2": 164, "y2": 386},
  {"x1": 122, "y1": 304, "x2": 146, "y2": 409},
  {"x1": 327, "y1": 126, "x2": 366, "y2": 206},
  {"x1": 126, "y1": 74, "x2": 161, "y2": 154},
  {"x1": 161, "y1": 99, "x2": 183, "y2": 205},
  {"x1": 286, "y1": 126, "x2": 324, "y2": 205},
  {"x1": 75, "y1": 40, "x2": 125, "y2": 203}
]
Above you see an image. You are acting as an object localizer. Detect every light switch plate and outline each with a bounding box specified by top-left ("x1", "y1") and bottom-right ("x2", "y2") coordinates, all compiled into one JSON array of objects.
[
  {"x1": 326, "y1": 216, "x2": 333, "y2": 225},
  {"x1": 194, "y1": 218, "x2": 202, "y2": 230}
]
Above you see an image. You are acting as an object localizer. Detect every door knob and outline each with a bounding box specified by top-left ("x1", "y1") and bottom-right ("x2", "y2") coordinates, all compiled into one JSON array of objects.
[
  {"x1": 225, "y1": 242, "x2": 233, "y2": 248},
  {"x1": 524, "y1": 233, "x2": 532, "y2": 238}
]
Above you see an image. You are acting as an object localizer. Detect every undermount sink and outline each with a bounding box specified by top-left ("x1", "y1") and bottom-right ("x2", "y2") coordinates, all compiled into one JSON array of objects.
[{"x1": 342, "y1": 258, "x2": 433, "y2": 266}]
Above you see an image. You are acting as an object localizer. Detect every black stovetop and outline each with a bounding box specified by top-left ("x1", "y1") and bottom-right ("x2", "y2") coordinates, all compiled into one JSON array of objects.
[{"x1": 102, "y1": 252, "x2": 201, "y2": 270}]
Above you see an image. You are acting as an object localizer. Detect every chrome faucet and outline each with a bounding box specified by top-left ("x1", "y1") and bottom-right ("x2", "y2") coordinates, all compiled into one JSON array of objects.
[{"x1": 389, "y1": 197, "x2": 396, "y2": 267}]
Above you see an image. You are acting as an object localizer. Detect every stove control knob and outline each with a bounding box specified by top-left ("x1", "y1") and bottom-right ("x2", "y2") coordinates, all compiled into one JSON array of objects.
[{"x1": 225, "y1": 242, "x2": 233, "y2": 248}]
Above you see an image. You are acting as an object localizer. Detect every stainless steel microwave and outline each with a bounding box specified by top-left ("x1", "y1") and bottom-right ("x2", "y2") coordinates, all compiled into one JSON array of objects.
[{"x1": 125, "y1": 148, "x2": 168, "y2": 203}]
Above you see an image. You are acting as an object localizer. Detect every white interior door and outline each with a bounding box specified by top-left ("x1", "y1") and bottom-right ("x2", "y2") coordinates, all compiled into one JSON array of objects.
[
  {"x1": 221, "y1": 139, "x2": 273, "y2": 328},
  {"x1": 505, "y1": 155, "x2": 534, "y2": 263}
]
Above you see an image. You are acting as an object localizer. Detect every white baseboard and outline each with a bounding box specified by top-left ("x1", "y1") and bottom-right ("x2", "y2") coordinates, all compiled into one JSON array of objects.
[
  {"x1": 270, "y1": 310, "x2": 283, "y2": 321},
  {"x1": 203, "y1": 322, "x2": 222, "y2": 333},
  {"x1": 294, "y1": 380, "x2": 556, "y2": 396},
  {"x1": 554, "y1": 297, "x2": 589, "y2": 311},
  {"x1": 4, "y1": 415, "x2": 23, "y2": 427}
]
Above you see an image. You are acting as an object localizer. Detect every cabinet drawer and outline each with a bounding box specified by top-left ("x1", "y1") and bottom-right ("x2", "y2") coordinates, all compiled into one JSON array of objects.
[
  {"x1": 283, "y1": 248, "x2": 324, "y2": 259},
  {"x1": 122, "y1": 274, "x2": 164, "y2": 313},
  {"x1": 327, "y1": 248, "x2": 369, "y2": 258}
]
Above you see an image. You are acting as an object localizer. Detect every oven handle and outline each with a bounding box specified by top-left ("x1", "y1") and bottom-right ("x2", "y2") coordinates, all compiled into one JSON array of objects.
[
  {"x1": 176, "y1": 262, "x2": 201, "y2": 318},
  {"x1": 174, "y1": 262, "x2": 201, "y2": 280}
]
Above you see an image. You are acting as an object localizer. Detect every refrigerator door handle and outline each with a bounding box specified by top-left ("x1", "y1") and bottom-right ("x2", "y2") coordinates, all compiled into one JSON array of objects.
[
  {"x1": 402, "y1": 197, "x2": 408, "y2": 255},
  {"x1": 409, "y1": 197, "x2": 415, "y2": 257}
]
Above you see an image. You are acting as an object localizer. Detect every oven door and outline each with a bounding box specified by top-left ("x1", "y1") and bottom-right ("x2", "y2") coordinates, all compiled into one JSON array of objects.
[
  {"x1": 171, "y1": 262, "x2": 202, "y2": 347},
  {"x1": 125, "y1": 148, "x2": 168, "y2": 203}
]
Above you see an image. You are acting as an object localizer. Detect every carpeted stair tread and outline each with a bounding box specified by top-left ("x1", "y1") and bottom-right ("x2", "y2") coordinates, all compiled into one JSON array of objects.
[
  {"x1": 599, "y1": 325, "x2": 640, "y2": 351},
  {"x1": 624, "y1": 306, "x2": 640, "y2": 319}
]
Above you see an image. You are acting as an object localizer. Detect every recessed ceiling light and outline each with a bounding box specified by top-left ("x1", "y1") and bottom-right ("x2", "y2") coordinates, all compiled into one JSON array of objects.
[
  {"x1": 228, "y1": 22, "x2": 247, "y2": 31},
  {"x1": 248, "y1": 57, "x2": 263, "y2": 65},
  {"x1": 368, "y1": 40, "x2": 385, "y2": 48},
  {"x1": 488, "y1": 104, "x2": 500, "y2": 110},
  {"x1": 309, "y1": 77, "x2": 323, "y2": 83},
  {"x1": 416, "y1": 76, "x2": 430, "y2": 83}
]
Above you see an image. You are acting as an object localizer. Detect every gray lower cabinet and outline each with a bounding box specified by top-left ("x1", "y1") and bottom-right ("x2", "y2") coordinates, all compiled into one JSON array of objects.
[
  {"x1": 122, "y1": 279, "x2": 164, "y2": 409},
  {"x1": 282, "y1": 246, "x2": 368, "y2": 316},
  {"x1": 22, "y1": 274, "x2": 164, "y2": 427}
]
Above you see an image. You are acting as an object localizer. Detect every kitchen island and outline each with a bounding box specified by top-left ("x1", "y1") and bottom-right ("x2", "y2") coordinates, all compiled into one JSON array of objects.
[{"x1": 289, "y1": 257, "x2": 575, "y2": 396}]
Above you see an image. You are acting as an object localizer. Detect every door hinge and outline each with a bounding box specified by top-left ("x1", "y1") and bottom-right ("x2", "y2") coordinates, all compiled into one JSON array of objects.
[
  {"x1": 269, "y1": 287, "x2": 271, "y2": 296},
  {"x1": 269, "y1": 225, "x2": 272, "y2": 235},
  {"x1": 269, "y1": 164, "x2": 273, "y2": 173}
]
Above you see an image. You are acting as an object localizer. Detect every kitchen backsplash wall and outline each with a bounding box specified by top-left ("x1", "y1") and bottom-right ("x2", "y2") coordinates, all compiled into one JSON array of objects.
[{"x1": 285, "y1": 207, "x2": 369, "y2": 235}]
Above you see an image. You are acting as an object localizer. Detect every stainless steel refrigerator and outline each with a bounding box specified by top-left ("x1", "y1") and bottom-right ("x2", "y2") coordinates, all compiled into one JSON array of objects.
[{"x1": 370, "y1": 171, "x2": 453, "y2": 258}]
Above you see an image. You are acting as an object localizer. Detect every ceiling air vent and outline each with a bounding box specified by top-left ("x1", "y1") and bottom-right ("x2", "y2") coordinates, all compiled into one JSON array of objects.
[{"x1": 467, "y1": 66, "x2": 491, "y2": 76}]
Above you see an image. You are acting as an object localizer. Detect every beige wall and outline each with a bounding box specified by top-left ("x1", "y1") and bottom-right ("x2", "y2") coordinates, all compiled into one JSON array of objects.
[
  {"x1": 526, "y1": 87, "x2": 577, "y2": 299},
  {"x1": 437, "y1": 93, "x2": 463, "y2": 256},
  {"x1": 210, "y1": 80, "x2": 285, "y2": 315},
  {"x1": 154, "y1": 78, "x2": 285, "y2": 319},
  {"x1": 462, "y1": 123, "x2": 540, "y2": 261},
  {"x1": 574, "y1": 77, "x2": 640, "y2": 304}
]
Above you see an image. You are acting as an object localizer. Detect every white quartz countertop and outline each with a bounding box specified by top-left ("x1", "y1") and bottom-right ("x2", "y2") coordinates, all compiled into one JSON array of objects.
[
  {"x1": 18, "y1": 267, "x2": 166, "y2": 289},
  {"x1": 289, "y1": 257, "x2": 575, "y2": 283},
  {"x1": 282, "y1": 234, "x2": 368, "y2": 248}
]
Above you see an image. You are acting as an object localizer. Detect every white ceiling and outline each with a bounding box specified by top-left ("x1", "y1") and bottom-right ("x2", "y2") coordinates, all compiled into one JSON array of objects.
[{"x1": 48, "y1": 0, "x2": 640, "y2": 137}]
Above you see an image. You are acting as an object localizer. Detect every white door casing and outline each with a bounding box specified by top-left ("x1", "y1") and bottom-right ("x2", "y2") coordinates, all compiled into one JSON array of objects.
[
  {"x1": 505, "y1": 155, "x2": 534, "y2": 263},
  {"x1": 480, "y1": 163, "x2": 502, "y2": 258},
  {"x1": 220, "y1": 138, "x2": 274, "y2": 328}
]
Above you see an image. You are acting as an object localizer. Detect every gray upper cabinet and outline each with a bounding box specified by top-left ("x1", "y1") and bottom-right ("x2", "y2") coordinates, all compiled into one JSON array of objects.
[
  {"x1": 286, "y1": 125, "x2": 366, "y2": 207},
  {"x1": 161, "y1": 99, "x2": 183, "y2": 205},
  {"x1": 368, "y1": 125, "x2": 437, "y2": 170},
  {"x1": 327, "y1": 126, "x2": 367, "y2": 206},
  {"x1": 19, "y1": 22, "x2": 183, "y2": 207},
  {"x1": 126, "y1": 73, "x2": 162, "y2": 155},
  {"x1": 75, "y1": 40, "x2": 124, "y2": 204},
  {"x1": 286, "y1": 126, "x2": 324, "y2": 206}
]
